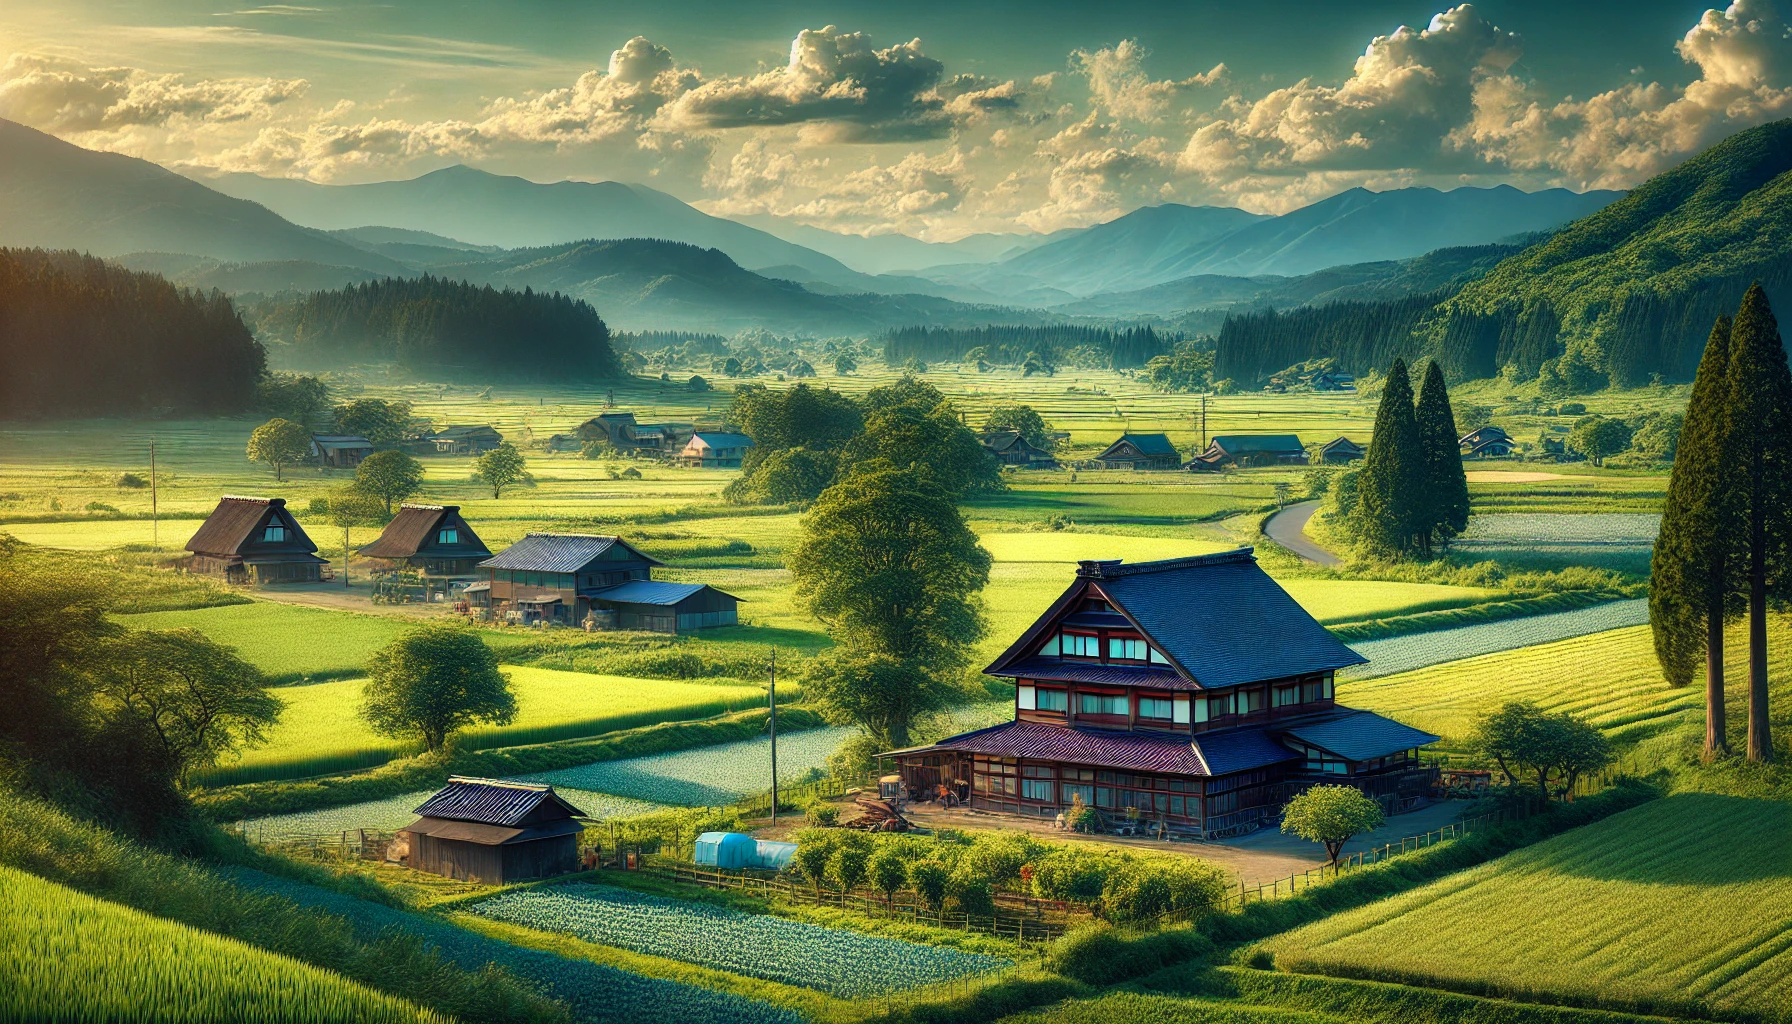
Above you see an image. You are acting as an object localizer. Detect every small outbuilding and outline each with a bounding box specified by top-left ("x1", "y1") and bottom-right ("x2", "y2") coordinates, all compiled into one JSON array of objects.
[
  {"x1": 427, "y1": 425, "x2": 504, "y2": 455},
  {"x1": 1317, "y1": 436, "x2": 1366, "y2": 464},
  {"x1": 186, "y1": 496, "x2": 327, "y2": 584},
  {"x1": 1190, "y1": 434, "x2": 1309, "y2": 469},
  {"x1": 1092, "y1": 432, "x2": 1181, "y2": 470},
  {"x1": 586, "y1": 579, "x2": 742, "y2": 633},
  {"x1": 311, "y1": 434, "x2": 375, "y2": 468},
  {"x1": 399, "y1": 777, "x2": 586, "y2": 884},
  {"x1": 679, "y1": 431, "x2": 755, "y2": 468},
  {"x1": 978, "y1": 431, "x2": 1058, "y2": 469},
  {"x1": 359, "y1": 503, "x2": 492, "y2": 577},
  {"x1": 1458, "y1": 426, "x2": 1512, "y2": 454}
]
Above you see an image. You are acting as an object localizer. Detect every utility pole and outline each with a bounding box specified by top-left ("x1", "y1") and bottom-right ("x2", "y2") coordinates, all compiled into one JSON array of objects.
[
  {"x1": 1200, "y1": 395, "x2": 1208, "y2": 451},
  {"x1": 343, "y1": 523, "x2": 351, "y2": 588},
  {"x1": 149, "y1": 439, "x2": 158, "y2": 551},
  {"x1": 768, "y1": 647, "x2": 779, "y2": 825}
]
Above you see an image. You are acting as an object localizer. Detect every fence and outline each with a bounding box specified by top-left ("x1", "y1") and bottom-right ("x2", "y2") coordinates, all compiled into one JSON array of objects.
[{"x1": 731, "y1": 772, "x2": 878, "y2": 818}]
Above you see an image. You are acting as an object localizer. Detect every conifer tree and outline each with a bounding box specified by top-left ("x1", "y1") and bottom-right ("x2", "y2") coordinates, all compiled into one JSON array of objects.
[
  {"x1": 1353, "y1": 358, "x2": 1424, "y2": 554},
  {"x1": 1650, "y1": 315, "x2": 1737, "y2": 757},
  {"x1": 1414, "y1": 360, "x2": 1470, "y2": 556},
  {"x1": 1723, "y1": 284, "x2": 1792, "y2": 763}
]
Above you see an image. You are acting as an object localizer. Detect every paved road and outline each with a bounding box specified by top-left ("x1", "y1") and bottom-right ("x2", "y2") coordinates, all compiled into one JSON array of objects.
[{"x1": 1263, "y1": 500, "x2": 1342, "y2": 566}]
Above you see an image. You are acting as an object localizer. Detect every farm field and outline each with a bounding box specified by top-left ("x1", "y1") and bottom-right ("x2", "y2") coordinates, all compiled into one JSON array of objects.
[
  {"x1": 228, "y1": 868, "x2": 804, "y2": 1024},
  {"x1": 1339, "y1": 622, "x2": 1697, "y2": 750},
  {"x1": 238, "y1": 787, "x2": 666, "y2": 842},
  {"x1": 119, "y1": 601, "x2": 447, "y2": 683},
  {"x1": 1340, "y1": 599, "x2": 1650, "y2": 680},
  {"x1": 0, "y1": 864, "x2": 436, "y2": 1024},
  {"x1": 212, "y1": 667, "x2": 776, "y2": 787},
  {"x1": 469, "y1": 883, "x2": 1009, "y2": 997},
  {"x1": 520, "y1": 726, "x2": 859, "y2": 806},
  {"x1": 1451, "y1": 513, "x2": 1660, "y2": 573},
  {"x1": 1261, "y1": 794, "x2": 1792, "y2": 1023}
]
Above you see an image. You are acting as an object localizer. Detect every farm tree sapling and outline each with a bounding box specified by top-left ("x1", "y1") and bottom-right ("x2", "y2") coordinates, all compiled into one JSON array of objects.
[
  {"x1": 1280, "y1": 785, "x2": 1385, "y2": 867},
  {"x1": 246, "y1": 418, "x2": 311, "y2": 482},
  {"x1": 472, "y1": 443, "x2": 528, "y2": 499}
]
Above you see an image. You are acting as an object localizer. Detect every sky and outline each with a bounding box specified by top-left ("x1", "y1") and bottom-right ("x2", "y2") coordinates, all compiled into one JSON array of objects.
[{"x1": 3, "y1": 0, "x2": 1790, "y2": 240}]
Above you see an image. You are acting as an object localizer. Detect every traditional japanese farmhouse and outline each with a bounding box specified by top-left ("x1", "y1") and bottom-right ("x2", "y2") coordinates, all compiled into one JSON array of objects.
[
  {"x1": 398, "y1": 777, "x2": 585, "y2": 884},
  {"x1": 1188, "y1": 434, "x2": 1309, "y2": 470},
  {"x1": 1092, "y1": 433, "x2": 1181, "y2": 470},
  {"x1": 359, "y1": 504, "x2": 492, "y2": 577},
  {"x1": 1317, "y1": 436, "x2": 1366, "y2": 465},
  {"x1": 679, "y1": 431, "x2": 756, "y2": 468},
  {"x1": 978, "y1": 431, "x2": 1058, "y2": 469},
  {"x1": 186, "y1": 496, "x2": 328, "y2": 584},
  {"x1": 426, "y1": 425, "x2": 504, "y2": 455},
  {"x1": 475, "y1": 533, "x2": 740, "y2": 630},
  {"x1": 1460, "y1": 426, "x2": 1515, "y2": 459},
  {"x1": 310, "y1": 434, "x2": 374, "y2": 468},
  {"x1": 885, "y1": 549, "x2": 1439, "y2": 838},
  {"x1": 577, "y1": 412, "x2": 693, "y2": 455}
]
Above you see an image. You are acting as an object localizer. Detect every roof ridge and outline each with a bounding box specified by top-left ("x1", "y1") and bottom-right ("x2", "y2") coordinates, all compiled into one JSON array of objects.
[
  {"x1": 1076, "y1": 547, "x2": 1254, "y2": 578},
  {"x1": 445, "y1": 775, "x2": 551, "y2": 791},
  {"x1": 521, "y1": 532, "x2": 618, "y2": 540},
  {"x1": 218, "y1": 494, "x2": 274, "y2": 504}
]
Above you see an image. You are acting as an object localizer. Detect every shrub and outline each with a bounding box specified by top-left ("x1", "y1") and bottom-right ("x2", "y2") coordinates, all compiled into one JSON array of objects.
[
  {"x1": 1029, "y1": 850, "x2": 1108, "y2": 902},
  {"x1": 1045, "y1": 922, "x2": 1213, "y2": 985},
  {"x1": 84, "y1": 501, "x2": 118, "y2": 513},
  {"x1": 908, "y1": 860, "x2": 950, "y2": 911},
  {"x1": 115, "y1": 473, "x2": 149, "y2": 489},
  {"x1": 827, "y1": 845, "x2": 869, "y2": 893},
  {"x1": 805, "y1": 804, "x2": 839, "y2": 827},
  {"x1": 948, "y1": 869, "x2": 996, "y2": 916}
]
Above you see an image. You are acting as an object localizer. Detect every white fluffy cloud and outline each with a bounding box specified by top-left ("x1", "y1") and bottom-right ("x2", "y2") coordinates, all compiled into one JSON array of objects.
[
  {"x1": 0, "y1": 53, "x2": 306, "y2": 133},
  {"x1": 1073, "y1": 40, "x2": 1224, "y2": 121}
]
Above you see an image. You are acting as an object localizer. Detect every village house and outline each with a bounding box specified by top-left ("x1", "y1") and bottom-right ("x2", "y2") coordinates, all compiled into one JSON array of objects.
[
  {"x1": 577, "y1": 412, "x2": 694, "y2": 455},
  {"x1": 1092, "y1": 432, "x2": 1181, "y2": 470},
  {"x1": 679, "y1": 431, "x2": 756, "y2": 468},
  {"x1": 425, "y1": 424, "x2": 504, "y2": 455},
  {"x1": 885, "y1": 549, "x2": 1439, "y2": 839},
  {"x1": 1459, "y1": 426, "x2": 1515, "y2": 458},
  {"x1": 473, "y1": 533, "x2": 740, "y2": 631},
  {"x1": 359, "y1": 504, "x2": 492, "y2": 578},
  {"x1": 1188, "y1": 434, "x2": 1310, "y2": 470},
  {"x1": 1317, "y1": 436, "x2": 1366, "y2": 464},
  {"x1": 186, "y1": 496, "x2": 328, "y2": 584},
  {"x1": 978, "y1": 431, "x2": 1058, "y2": 469},
  {"x1": 310, "y1": 434, "x2": 375, "y2": 468},
  {"x1": 396, "y1": 777, "x2": 585, "y2": 884},
  {"x1": 1308, "y1": 370, "x2": 1357, "y2": 392}
]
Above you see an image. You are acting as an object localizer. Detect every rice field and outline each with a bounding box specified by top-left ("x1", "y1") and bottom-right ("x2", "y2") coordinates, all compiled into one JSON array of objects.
[
  {"x1": 227, "y1": 868, "x2": 804, "y2": 1024},
  {"x1": 1451, "y1": 513, "x2": 1661, "y2": 573},
  {"x1": 1261, "y1": 794, "x2": 1792, "y2": 1023},
  {"x1": 1340, "y1": 599, "x2": 1650, "y2": 680},
  {"x1": 117, "y1": 602, "x2": 441, "y2": 683},
  {"x1": 208, "y1": 667, "x2": 776, "y2": 787},
  {"x1": 976, "y1": 532, "x2": 1233, "y2": 564},
  {"x1": 1339, "y1": 622, "x2": 1696, "y2": 751},
  {"x1": 237, "y1": 787, "x2": 666, "y2": 843},
  {"x1": 469, "y1": 883, "x2": 1009, "y2": 997},
  {"x1": 1277, "y1": 580, "x2": 1504, "y2": 626},
  {"x1": 519, "y1": 726, "x2": 858, "y2": 806},
  {"x1": 0, "y1": 865, "x2": 438, "y2": 1023}
]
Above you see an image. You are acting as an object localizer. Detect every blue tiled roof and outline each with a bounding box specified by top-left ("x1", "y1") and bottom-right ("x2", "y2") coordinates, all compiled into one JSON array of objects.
[
  {"x1": 1211, "y1": 434, "x2": 1305, "y2": 455},
  {"x1": 1280, "y1": 711, "x2": 1439, "y2": 762},
  {"x1": 480, "y1": 534, "x2": 663, "y2": 573},
  {"x1": 689, "y1": 432, "x2": 754, "y2": 449},
  {"x1": 1194, "y1": 727, "x2": 1305, "y2": 775},
  {"x1": 589, "y1": 580, "x2": 740, "y2": 607},
  {"x1": 413, "y1": 777, "x2": 586, "y2": 825}
]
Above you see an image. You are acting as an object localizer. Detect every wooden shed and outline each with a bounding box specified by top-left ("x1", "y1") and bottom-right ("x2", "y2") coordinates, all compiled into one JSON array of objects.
[
  {"x1": 586, "y1": 580, "x2": 742, "y2": 633},
  {"x1": 310, "y1": 434, "x2": 375, "y2": 468},
  {"x1": 399, "y1": 777, "x2": 586, "y2": 884},
  {"x1": 186, "y1": 496, "x2": 327, "y2": 584}
]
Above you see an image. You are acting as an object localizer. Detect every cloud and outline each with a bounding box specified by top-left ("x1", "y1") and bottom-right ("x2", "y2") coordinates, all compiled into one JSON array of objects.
[
  {"x1": 475, "y1": 36, "x2": 700, "y2": 145},
  {"x1": 658, "y1": 25, "x2": 953, "y2": 142},
  {"x1": 1073, "y1": 39, "x2": 1224, "y2": 121},
  {"x1": 0, "y1": 53, "x2": 307, "y2": 133},
  {"x1": 215, "y1": 5, "x2": 324, "y2": 15}
]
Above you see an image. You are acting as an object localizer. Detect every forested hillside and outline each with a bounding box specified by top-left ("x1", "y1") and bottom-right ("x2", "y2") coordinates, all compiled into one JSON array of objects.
[
  {"x1": 0, "y1": 249, "x2": 263, "y2": 418},
  {"x1": 248, "y1": 275, "x2": 620, "y2": 379},
  {"x1": 882, "y1": 325, "x2": 1175, "y2": 368},
  {"x1": 1213, "y1": 289, "x2": 1450, "y2": 385}
]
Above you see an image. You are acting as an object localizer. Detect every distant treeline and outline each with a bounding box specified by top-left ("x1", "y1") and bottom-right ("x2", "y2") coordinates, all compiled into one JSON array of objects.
[
  {"x1": 0, "y1": 248, "x2": 263, "y2": 418},
  {"x1": 881, "y1": 325, "x2": 1174, "y2": 368},
  {"x1": 251, "y1": 276, "x2": 619, "y2": 379},
  {"x1": 1213, "y1": 290, "x2": 1446, "y2": 385},
  {"x1": 615, "y1": 331, "x2": 730, "y2": 354}
]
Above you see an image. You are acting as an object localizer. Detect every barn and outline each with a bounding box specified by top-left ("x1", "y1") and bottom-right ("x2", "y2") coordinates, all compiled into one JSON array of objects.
[
  {"x1": 186, "y1": 496, "x2": 327, "y2": 584},
  {"x1": 587, "y1": 579, "x2": 742, "y2": 632},
  {"x1": 399, "y1": 777, "x2": 586, "y2": 884}
]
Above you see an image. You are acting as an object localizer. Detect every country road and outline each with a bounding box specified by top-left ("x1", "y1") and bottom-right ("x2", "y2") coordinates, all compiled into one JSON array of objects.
[{"x1": 1263, "y1": 500, "x2": 1343, "y2": 567}]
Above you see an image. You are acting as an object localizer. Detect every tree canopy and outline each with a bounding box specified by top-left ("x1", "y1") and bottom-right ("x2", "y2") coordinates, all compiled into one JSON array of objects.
[
  {"x1": 360, "y1": 625, "x2": 516, "y2": 753},
  {"x1": 355, "y1": 450, "x2": 425, "y2": 514},
  {"x1": 1472, "y1": 701, "x2": 1613, "y2": 799},
  {"x1": 983, "y1": 402, "x2": 1055, "y2": 449},
  {"x1": 333, "y1": 398, "x2": 414, "y2": 449},
  {"x1": 246, "y1": 418, "x2": 311, "y2": 481},
  {"x1": 473, "y1": 443, "x2": 528, "y2": 499},
  {"x1": 94, "y1": 629, "x2": 282, "y2": 786},
  {"x1": 1280, "y1": 785, "x2": 1384, "y2": 866}
]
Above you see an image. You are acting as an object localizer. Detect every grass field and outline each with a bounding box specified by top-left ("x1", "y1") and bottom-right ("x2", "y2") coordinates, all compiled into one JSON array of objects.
[
  {"x1": 1261, "y1": 794, "x2": 1792, "y2": 1023},
  {"x1": 211, "y1": 667, "x2": 777, "y2": 787},
  {"x1": 119, "y1": 602, "x2": 455, "y2": 683},
  {"x1": 1340, "y1": 599, "x2": 1651, "y2": 679},
  {"x1": 520, "y1": 726, "x2": 858, "y2": 806},
  {"x1": 238, "y1": 786, "x2": 666, "y2": 841},
  {"x1": 0, "y1": 864, "x2": 438, "y2": 1024}
]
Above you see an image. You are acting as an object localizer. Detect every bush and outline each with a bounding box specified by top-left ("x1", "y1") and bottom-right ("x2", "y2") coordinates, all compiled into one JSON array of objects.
[
  {"x1": 948, "y1": 868, "x2": 996, "y2": 916},
  {"x1": 805, "y1": 804, "x2": 839, "y2": 827},
  {"x1": 115, "y1": 473, "x2": 149, "y2": 489},
  {"x1": 84, "y1": 501, "x2": 118, "y2": 513},
  {"x1": 1045, "y1": 922, "x2": 1213, "y2": 985},
  {"x1": 908, "y1": 860, "x2": 950, "y2": 911}
]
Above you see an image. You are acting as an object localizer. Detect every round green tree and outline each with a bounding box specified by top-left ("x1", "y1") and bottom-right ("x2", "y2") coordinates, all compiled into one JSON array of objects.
[
  {"x1": 97, "y1": 628, "x2": 283, "y2": 786},
  {"x1": 1280, "y1": 785, "x2": 1384, "y2": 867},
  {"x1": 472, "y1": 443, "x2": 527, "y2": 499},
  {"x1": 354, "y1": 449, "x2": 424, "y2": 514},
  {"x1": 359, "y1": 625, "x2": 515, "y2": 753},
  {"x1": 246, "y1": 418, "x2": 311, "y2": 481}
]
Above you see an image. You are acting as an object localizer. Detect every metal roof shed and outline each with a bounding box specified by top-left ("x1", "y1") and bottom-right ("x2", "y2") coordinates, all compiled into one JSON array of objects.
[{"x1": 400, "y1": 777, "x2": 587, "y2": 884}]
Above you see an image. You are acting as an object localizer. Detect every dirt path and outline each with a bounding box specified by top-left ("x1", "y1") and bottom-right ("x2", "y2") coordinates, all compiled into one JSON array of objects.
[
  {"x1": 1262, "y1": 500, "x2": 1342, "y2": 567},
  {"x1": 250, "y1": 580, "x2": 448, "y2": 618}
]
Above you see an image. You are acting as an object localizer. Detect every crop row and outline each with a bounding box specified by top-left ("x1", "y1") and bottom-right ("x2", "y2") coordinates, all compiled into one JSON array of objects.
[
  {"x1": 1260, "y1": 794, "x2": 1792, "y2": 1022},
  {"x1": 1453, "y1": 513, "x2": 1661, "y2": 546},
  {"x1": 520, "y1": 726, "x2": 857, "y2": 807},
  {"x1": 470, "y1": 883, "x2": 1009, "y2": 997},
  {"x1": 1, "y1": 865, "x2": 437, "y2": 1023},
  {"x1": 1340, "y1": 599, "x2": 1648, "y2": 680},
  {"x1": 227, "y1": 868, "x2": 803, "y2": 1024}
]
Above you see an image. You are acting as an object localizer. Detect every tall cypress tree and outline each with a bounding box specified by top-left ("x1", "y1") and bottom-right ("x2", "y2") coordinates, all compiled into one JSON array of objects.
[
  {"x1": 1724, "y1": 284, "x2": 1792, "y2": 763},
  {"x1": 1354, "y1": 358, "x2": 1424, "y2": 555},
  {"x1": 1650, "y1": 315, "x2": 1737, "y2": 757},
  {"x1": 1414, "y1": 360, "x2": 1471, "y2": 557}
]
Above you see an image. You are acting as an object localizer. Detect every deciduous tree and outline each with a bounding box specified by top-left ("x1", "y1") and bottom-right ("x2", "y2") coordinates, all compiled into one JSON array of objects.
[
  {"x1": 1567, "y1": 416, "x2": 1633, "y2": 466},
  {"x1": 333, "y1": 398, "x2": 413, "y2": 449},
  {"x1": 472, "y1": 443, "x2": 527, "y2": 499},
  {"x1": 354, "y1": 450, "x2": 425, "y2": 514},
  {"x1": 246, "y1": 418, "x2": 311, "y2": 481},
  {"x1": 983, "y1": 402, "x2": 1055, "y2": 449},
  {"x1": 360, "y1": 625, "x2": 515, "y2": 753},
  {"x1": 95, "y1": 629, "x2": 283, "y2": 786},
  {"x1": 1280, "y1": 785, "x2": 1384, "y2": 867}
]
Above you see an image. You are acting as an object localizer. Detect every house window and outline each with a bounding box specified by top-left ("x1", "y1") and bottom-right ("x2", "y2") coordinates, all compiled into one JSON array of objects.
[
  {"x1": 1149, "y1": 647, "x2": 1170, "y2": 665},
  {"x1": 1206, "y1": 692, "x2": 1235, "y2": 719},
  {"x1": 1273, "y1": 684, "x2": 1299, "y2": 708},
  {"x1": 1061, "y1": 783, "x2": 1094, "y2": 805},
  {"x1": 1020, "y1": 779, "x2": 1054, "y2": 802},
  {"x1": 1061, "y1": 633, "x2": 1100, "y2": 658},
  {"x1": 1108, "y1": 637, "x2": 1148, "y2": 661},
  {"x1": 1139, "y1": 696, "x2": 1173, "y2": 719},
  {"x1": 1240, "y1": 688, "x2": 1266, "y2": 714},
  {"x1": 1193, "y1": 696, "x2": 1209, "y2": 723},
  {"x1": 1077, "y1": 693, "x2": 1126, "y2": 716},
  {"x1": 1302, "y1": 679, "x2": 1327, "y2": 703},
  {"x1": 1039, "y1": 635, "x2": 1060, "y2": 656},
  {"x1": 1036, "y1": 688, "x2": 1068, "y2": 712},
  {"x1": 438, "y1": 527, "x2": 458, "y2": 545},
  {"x1": 263, "y1": 524, "x2": 285, "y2": 542}
]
